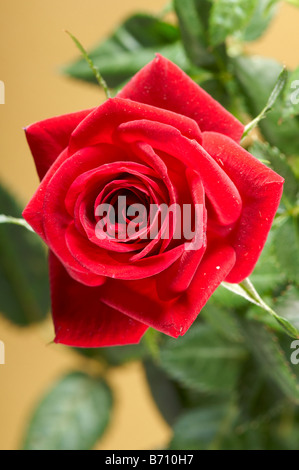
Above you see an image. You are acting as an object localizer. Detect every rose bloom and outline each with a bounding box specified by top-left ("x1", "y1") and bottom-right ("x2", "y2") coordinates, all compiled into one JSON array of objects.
[{"x1": 23, "y1": 55, "x2": 284, "y2": 347}]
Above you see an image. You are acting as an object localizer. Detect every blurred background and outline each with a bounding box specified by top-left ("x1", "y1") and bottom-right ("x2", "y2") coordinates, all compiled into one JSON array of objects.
[{"x1": 0, "y1": 0, "x2": 299, "y2": 450}]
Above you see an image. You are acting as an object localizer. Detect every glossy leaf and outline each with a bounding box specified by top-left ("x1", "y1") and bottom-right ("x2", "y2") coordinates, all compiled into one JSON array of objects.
[
  {"x1": 0, "y1": 182, "x2": 49, "y2": 325},
  {"x1": 209, "y1": 0, "x2": 258, "y2": 46},
  {"x1": 239, "y1": 0, "x2": 279, "y2": 41},
  {"x1": 174, "y1": 0, "x2": 227, "y2": 69},
  {"x1": 64, "y1": 14, "x2": 189, "y2": 88},
  {"x1": 23, "y1": 372, "x2": 113, "y2": 450},
  {"x1": 160, "y1": 323, "x2": 247, "y2": 394},
  {"x1": 233, "y1": 56, "x2": 299, "y2": 155},
  {"x1": 242, "y1": 66, "x2": 288, "y2": 138}
]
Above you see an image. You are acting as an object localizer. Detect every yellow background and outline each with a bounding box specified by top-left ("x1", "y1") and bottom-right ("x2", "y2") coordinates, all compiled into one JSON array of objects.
[{"x1": 0, "y1": 0, "x2": 299, "y2": 450}]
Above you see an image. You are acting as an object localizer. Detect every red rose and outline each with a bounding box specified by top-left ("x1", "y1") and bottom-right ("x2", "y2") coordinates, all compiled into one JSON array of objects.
[{"x1": 23, "y1": 55, "x2": 284, "y2": 347}]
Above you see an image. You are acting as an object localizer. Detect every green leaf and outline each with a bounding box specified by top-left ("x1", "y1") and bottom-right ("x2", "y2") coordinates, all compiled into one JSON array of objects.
[
  {"x1": 170, "y1": 401, "x2": 236, "y2": 450},
  {"x1": 239, "y1": 0, "x2": 279, "y2": 42},
  {"x1": 65, "y1": 30, "x2": 111, "y2": 98},
  {"x1": 249, "y1": 141, "x2": 299, "y2": 206},
  {"x1": 209, "y1": 0, "x2": 258, "y2": 46},
  {"x1": 273, "y1": 216, "x2": 299, "y2": 285},
  {"x1": 160, "y1": 323, "x2": 247, "y2": 394},
  {"x1": 237, "y1": 357, "x2": 287, "y2": 428},
  {"x1": 0, "y1": 183, "x2": 49, "y2": 326},
  {"x1": 233, "y1": 56, "x2": 299, "y2": 155},
  {"x1": 201, "y1": 300, "x2": 243, "y2": 342},
  {"x1": 64, "y1": 14, "x2": 188, "y2": 88},
  {"x1": 23, "y1": 372, "x2": 113, "y2": 450},
  {"x1": 285, "y1": 0, "x2": 299, "y2": 6},
  {"x1": 174, "y1": 0, "x2": 227, "y2": 69},
  {"x1": 222, "y1": 278, "x2": 299, "y2": 339},
  {"x1": 283, "y1": 67, "x2": 299, "y2": 119},
  {"x1": 239, "y1": 320, "x2": 299, "y2": 403},
  {"x1": 143, "y1": 359, "x2": 183, "y2": 426},
  {"x1": 242, "y1": 66, "x2": 288, "y2": 138}
]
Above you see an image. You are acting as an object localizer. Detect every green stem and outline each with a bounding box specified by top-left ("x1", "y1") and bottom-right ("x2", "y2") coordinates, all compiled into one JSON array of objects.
[
  {"x1": 240, "y1": 278, "x2": 299, "y2": 339},
  {"x1": 0, "y1": 215, "x2": 34, "y2": 232}
]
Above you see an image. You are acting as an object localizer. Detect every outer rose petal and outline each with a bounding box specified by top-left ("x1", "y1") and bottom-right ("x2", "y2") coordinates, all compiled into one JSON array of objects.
[
  {"x1": 99, "y1": 244, "x2": 236, "y2": 337},
  {"x1": 69, "y1": 97, "x2": 202, "y2": 155},
  {"x1": 25, "y1": 108, "x2": 94, "y2": 180},
  {"x1": 50, "y1": 253, "x2": 148, "y2": 347},
  {"x1": 118, "y1": 54, "x2": 244, "y2": 142},
  {"x1": 202, "y1": 131, "x2": 284, "y2": 283}
]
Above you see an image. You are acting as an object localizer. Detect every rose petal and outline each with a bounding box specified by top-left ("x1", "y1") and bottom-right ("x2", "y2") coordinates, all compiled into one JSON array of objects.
[
  {"x1": 156, "y1": 168, "x2": 207, "y2": 300},
  {"x1": 118, "y1": 54, "x2": 244, "y2": 142},
  {"x1": 25, "y1": 108, "x2": 94, "y2": 180},
  {"x1": 50, "y1": 253, "x2": 148, "y2": 347},
  {"x1": 99, "y1": 244, "x2": 236, "y2": 337},
  {"x1": 202, "y1": 131, "x2": 284, "y2": 282},
  {"x1": 65, "y1": 222, "x2": 185, "y2": 280},
  {"x1": 69, "y1": 97, "x2": 202, "y2": 155}
]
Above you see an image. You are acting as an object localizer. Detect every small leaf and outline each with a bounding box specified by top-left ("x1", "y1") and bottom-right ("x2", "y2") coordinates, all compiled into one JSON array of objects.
[
  {"x1": 64, "y1": 14, "x2": 188, "y2": 88},
  {"x1": 221, "y1": 281, "x2": 261, "y2": 306},
  {"x1": 233, "y1": 56, "x2": 299, "y2": 155},
  {"x1": 160, "y1": 323, "x2": 247, "y2": 394},
  {"x1": 239, "y1": 0, "x2": 279, "y2": 42},
  {"x1": 0, "y1": 182, "x2": 49, "y2": 326},
  {"x1": 222, "y1": 278, "x2": 299, "y2": 339},
  {"x1": 242, "y1": 66, "x2": 288, "y2": 138},
  {"x1": 23, "y1": 372, "x2": 113, "y2": 450},
  {"x1": 174, "y1": 0, "x2": 227, "y2": 69},
  {"x1": 209, "y1": 0, "x2": 258, "y2": 46},
  {"x1": 65, "y1": 30, "x2": 111, "y2": 98}
]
